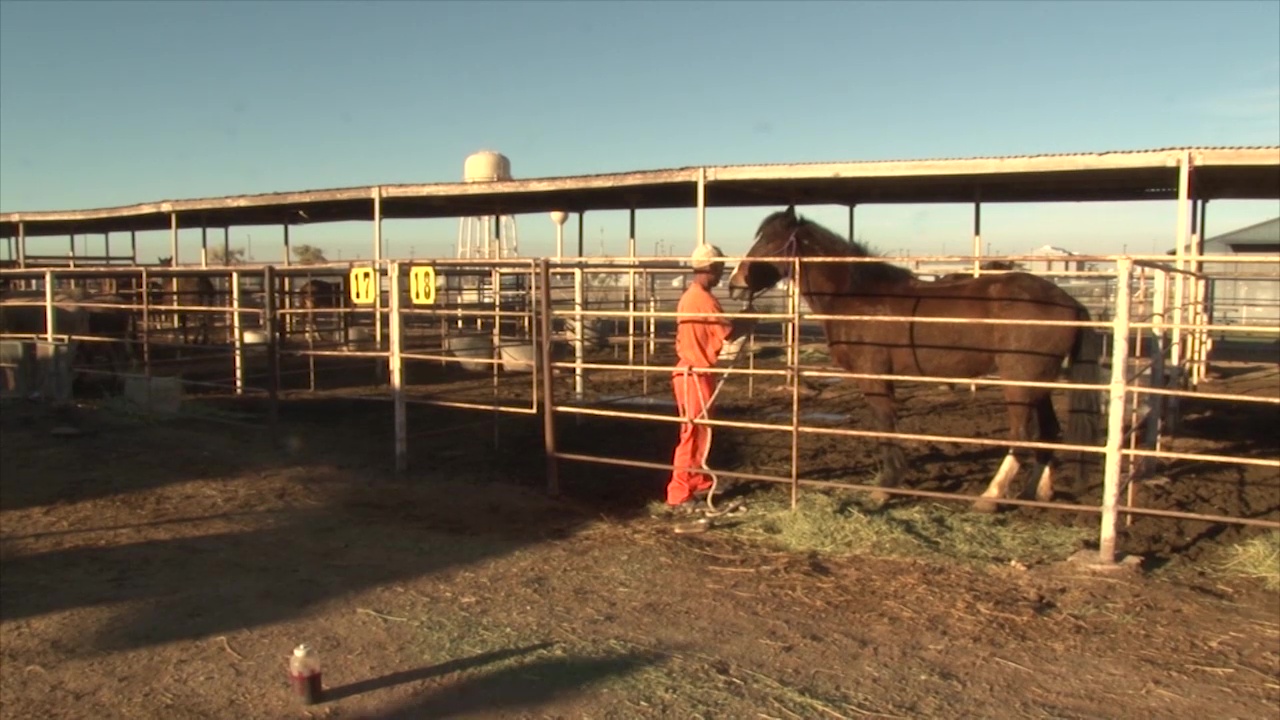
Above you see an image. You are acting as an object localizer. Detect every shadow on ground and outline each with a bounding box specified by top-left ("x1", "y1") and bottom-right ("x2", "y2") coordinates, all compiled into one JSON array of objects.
[{"x1": 361, "y1": 650, "x2": 664, "y2": 719}]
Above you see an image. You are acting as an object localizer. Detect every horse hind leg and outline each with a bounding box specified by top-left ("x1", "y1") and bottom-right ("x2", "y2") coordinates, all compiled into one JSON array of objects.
[
  {"x1": 1018, "y1": 394, "x2": 1062, "y2": 503},
  {"x1": 973, "y1": 391, "x2": 1037, "y2": 514}
]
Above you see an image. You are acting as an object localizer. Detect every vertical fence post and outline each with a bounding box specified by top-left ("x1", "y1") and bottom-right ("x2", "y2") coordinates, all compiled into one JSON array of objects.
[
  {"x1": 43, "y1": 269, "x2": 56, "y2": 343},
  {"x1": 628, "y1": 211, "x2": 637, "y2": 374},
  {"x1": 573, "y1": 260, "x2": 585, "y2": 400},
  {"x1": 232, "y1": 270, "x2": 244, "y2": 396},
  {"x1": 789, "y1": 257, "x2": 802, "y2": 511},
  {"x1": 538, "y1": 259, "x2": 560, "y2": 496},
  {"x1": 390, "y1": 261, "x2": 406, "y2": 474},
  {"x1": 263, "y1": 265, "x2": 280, "y2": 445},
  {"x1": 1098, "y1": 257, "x2": 1133, "y2": 565},
  {"x1": 529, "y1": 260, "x2": 539, "y2": 415},
  {"x1": 140, "y1": 267, "x2": 151, "y2": 377}
]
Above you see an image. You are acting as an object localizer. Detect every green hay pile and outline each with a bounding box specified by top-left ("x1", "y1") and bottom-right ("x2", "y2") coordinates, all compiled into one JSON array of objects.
[
  {"x1": 721, "y1": 488, "x2": 1089, "y2": 566},
  {"x1": 1219, "y1": 531, "x2": 1280, "y2": 590}
]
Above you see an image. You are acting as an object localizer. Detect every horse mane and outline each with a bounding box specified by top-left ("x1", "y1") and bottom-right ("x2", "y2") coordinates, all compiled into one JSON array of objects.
[{"x1": 786, "y1": 212, "x2": 917, "y2": 286}]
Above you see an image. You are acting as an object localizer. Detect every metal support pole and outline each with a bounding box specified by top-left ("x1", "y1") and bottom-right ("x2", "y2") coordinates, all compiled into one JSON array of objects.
[
  {"x1": 169, "y1": 213, "x2": 179, "y2": 266},
  {"x1": 697, "y1": 167, "x2": 707, "y2": 249},
  {"x1": 969, "y1": 199, "x2": 984, "y2": 394},
  {"x1": 282, "y1": 223, "x2": 292, "y2": 336},
  {"x1": 1099, "y1": 257, "x2": 1134, "y2": 565},
  {"x1": 628, "y1": 208, "x2": 637, "y2": 371},
  {"x1": 17, "y1": 222, "x2": 25, "y2": 268},
  {"x1": 232, "y1": 270, "x2": 244, "y2": 395},
  {"x1": 140, "y1": 267, "x2": 151, "y2": 375},
  {"x1": 44, "y1": 269, "x2": 56, "y2": 342},
  {"x1": 373, "y1": 188, "x2": 384, "y2": 350},
  {"x1": 263, "y1": 265, "x2": 280, "y2": 445},
  {"x1": 201, "y1": 225, "x2": 209, "y2": 268},
  {"x1": 577, "y1": 211, "x2": 585, "y2": 257},
  {"x1": 1188, "y1": 199, "x2": 1201, "y2": 387},
  {"x1": 789, "y1": 256, "x2": 801, "y2": 510},
  {"x1": 390, "y1": 261, "x2": 406, "y2": 473},
  {"x1": 130, "y1": 231, "x2": 137, "y2": 266},
  {"x1": 848, "y1": 204, "x2": 856, "y2": 243},
  {"x1": 169, "y1": 213, "x2": 180, "y2": 331},
  {"x1": 1192, "y1": 199, "x2": 1211, "y2": 386},
  {"x1": 972, "y1": 200, "x2": 983, "y2": 277},
  {"x1": 224, "y1": 227, "x2": 231, "y2": 264},
  {"x1": 573, "y1": 260, "x2": 585, "y2": 400},
  {"x1": 538, "y1": 259, "x2": 560, "y2": 496},
  {"x1": 1171, "y1": 152, "x2": 1192, "y2": 379}
]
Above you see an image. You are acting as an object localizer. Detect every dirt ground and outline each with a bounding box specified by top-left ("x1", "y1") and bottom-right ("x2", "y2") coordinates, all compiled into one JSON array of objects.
[{"x1": 1, "y1": 354, "x2": 1278, "y2": 719}]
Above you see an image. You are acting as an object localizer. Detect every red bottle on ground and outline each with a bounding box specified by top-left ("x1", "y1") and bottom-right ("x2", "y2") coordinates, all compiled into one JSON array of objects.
[{"x1": 288, "y1": 643, "x2": 323, "y2": 705}]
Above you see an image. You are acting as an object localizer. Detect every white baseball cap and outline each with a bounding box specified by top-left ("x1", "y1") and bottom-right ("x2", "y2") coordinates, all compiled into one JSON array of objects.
[{"x1": 690, "y1": 243, "x2": 726, "y2": 270}]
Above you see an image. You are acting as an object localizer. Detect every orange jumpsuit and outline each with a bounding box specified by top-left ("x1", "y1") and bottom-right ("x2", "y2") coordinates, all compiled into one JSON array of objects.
[{"x1": 668, "y1": 282, "x2": 733, "y2": 506}]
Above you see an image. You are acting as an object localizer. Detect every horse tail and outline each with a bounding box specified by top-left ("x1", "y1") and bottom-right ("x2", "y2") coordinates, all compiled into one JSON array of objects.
[{"x1": 1063, "y1": 306, "x2": 1103, "y2": 490}]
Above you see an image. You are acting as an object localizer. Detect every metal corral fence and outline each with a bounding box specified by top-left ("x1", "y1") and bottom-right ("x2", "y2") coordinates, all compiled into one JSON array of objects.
[
  {"x1": 3, "y1": 254, "x2": 1277, "y2": 567},
  {"x1": 0, "y1": 265, "x2": 276, "y2": 413},
  {"x1": 537, "y1": 253, "x2": 1279, "y2": 566}
]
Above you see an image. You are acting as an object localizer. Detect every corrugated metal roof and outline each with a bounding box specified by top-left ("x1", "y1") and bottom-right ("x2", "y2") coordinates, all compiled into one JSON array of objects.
[
  {"x1": 706, "y1": 145, "x2": 1280, "y2": 170},
  {"x1": 2, "y1": 145, "x2": 1277, "y2": 238},
  {"x1": 1205, "y1": 217, "x2": 1280, "y2": 247}
]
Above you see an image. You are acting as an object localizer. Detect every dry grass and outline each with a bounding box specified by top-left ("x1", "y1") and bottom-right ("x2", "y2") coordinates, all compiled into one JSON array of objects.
[
  {"x1": 1218, "y1": 531, "x2": 1280, "y2": 591},
  {"x1": 705, "y1": 488, "x2": 1089, "y2": 566}
]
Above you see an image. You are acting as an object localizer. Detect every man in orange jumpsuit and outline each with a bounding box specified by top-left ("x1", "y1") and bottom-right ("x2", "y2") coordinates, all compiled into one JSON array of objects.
[{"x1": 667, "y1": 244, "x2": 754, "y2": 511}]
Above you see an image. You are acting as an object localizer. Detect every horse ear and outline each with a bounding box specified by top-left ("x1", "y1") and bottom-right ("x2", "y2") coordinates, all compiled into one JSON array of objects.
[{"x1": 784, "y1": 205, "x2": 796, "y2": 219}]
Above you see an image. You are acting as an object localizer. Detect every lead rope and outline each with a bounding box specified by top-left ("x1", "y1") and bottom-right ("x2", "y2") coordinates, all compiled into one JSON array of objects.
[
  {"x1": 692, "y1": 297, "x2": 754, "y2": 517},
  {"x1": 696, "y1": 233, "x2": 799, "y2": 517}
]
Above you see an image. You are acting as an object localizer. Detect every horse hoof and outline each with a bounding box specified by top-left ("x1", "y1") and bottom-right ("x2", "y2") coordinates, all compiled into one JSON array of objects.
[
  {"x1": 868, "y1": 490, "x2": 890, "y2": 506},
  {"x1": 971, "y1": 498, "x2": 999, "y2": 514}
]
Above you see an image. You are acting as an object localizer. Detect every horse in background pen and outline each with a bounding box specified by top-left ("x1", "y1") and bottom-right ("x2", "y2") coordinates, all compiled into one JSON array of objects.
[
  {"x1": 149, "y1": 258, "x2": 219, "y2": 344},
  {"x1": 297, "y1": 277, "x2": 346, "y2": 342},
  {"x1": 727, "y1": 206, "x2": 1103, "y2": 513},
  {"x1": 0, "y1": 286, "x2": 138, "y2": 393}
]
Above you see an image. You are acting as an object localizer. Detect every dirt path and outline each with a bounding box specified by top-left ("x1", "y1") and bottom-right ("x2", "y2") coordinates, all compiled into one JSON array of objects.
[{"x1": 2, "y1": 394, "x2": 1277, "y2": 719}]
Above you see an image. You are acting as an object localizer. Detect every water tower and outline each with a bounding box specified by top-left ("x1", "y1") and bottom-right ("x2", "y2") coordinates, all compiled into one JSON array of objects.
[{"x1": 456, "y1": 150, "x2": 519, "y2": 259}]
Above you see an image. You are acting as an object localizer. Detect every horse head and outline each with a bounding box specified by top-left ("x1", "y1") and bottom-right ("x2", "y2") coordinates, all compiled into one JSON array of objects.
[{"x1": 727, "y1": 205, "x2": 802, "y2": 302}]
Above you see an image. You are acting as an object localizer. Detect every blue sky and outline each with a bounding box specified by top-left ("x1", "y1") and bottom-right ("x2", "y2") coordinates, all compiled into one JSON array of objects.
[{"x1": 1, "y1": 0, "x2": 1277, "y2": 264}]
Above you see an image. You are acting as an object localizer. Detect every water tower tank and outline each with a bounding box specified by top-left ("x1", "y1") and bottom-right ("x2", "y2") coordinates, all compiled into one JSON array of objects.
[{"x1": 463, "y1": 151, "x2": 513, "y2": 183}]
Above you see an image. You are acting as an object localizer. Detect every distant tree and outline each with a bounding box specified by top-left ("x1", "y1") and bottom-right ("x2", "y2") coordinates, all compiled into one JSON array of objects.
[
  {"x1": 292, "y1": 244, "x2": 328, "y2": 264},
  {"x1": 208, "y1": 246, "x2": 247, "y2": 265}
]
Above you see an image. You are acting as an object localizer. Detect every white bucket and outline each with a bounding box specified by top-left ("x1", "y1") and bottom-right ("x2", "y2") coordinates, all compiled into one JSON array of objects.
[
  {"x1": 498, "y1": 342, "x2": 536, "y2": 373},
  {"x1": 123, "y1": 375, "x2": 183, "y2": 417},
  {"x1": 445, "y1": 334, "x2": 494, "y2": 372}
]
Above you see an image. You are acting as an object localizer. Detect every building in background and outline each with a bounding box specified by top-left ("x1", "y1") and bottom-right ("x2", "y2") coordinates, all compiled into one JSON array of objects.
[
  {"x1": 1028, "y1": 245, "x2": 1087, "y2": 274},
  {"x1": 1200, "y1": 217, "x2": 1280, "y2": 328}
]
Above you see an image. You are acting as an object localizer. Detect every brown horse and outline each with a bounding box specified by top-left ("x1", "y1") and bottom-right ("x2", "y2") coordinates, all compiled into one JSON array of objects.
[
  {"x1": 726, "y1": 206, "x2": 1102, "y2": 512},
  {"x1": 151, "y1": 258, "x2": 218, "y2": 344},
  {"x1": 297, "y1": 278, "x2": 344, "y2": 342}
]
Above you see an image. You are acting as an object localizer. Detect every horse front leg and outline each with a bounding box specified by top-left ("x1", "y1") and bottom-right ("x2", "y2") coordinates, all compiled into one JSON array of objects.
[{"x1": 860, "y1": 380, "x2": 907, "y2": 506}]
